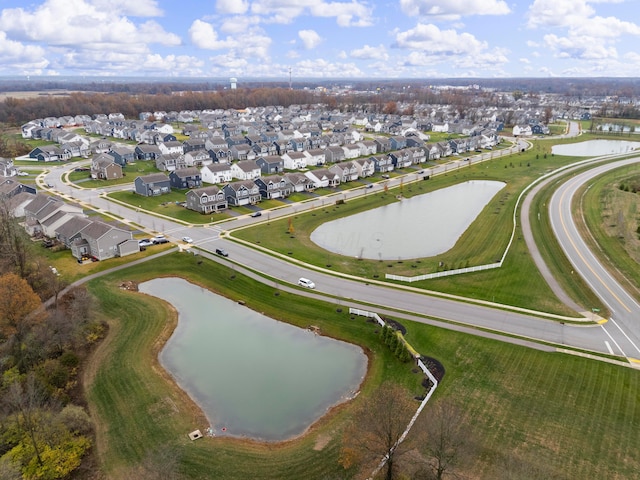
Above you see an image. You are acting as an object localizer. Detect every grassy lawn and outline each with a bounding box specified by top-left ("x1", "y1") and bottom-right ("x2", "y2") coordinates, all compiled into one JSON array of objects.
[
  {"x1": 85, "y1": 252, "x2": 640, "y2": 479},
  {"x1": 232, "y1": 146, "x2": 591, "y2": 315},
  {"x1": 578, "y1": 164, "x2": 640, "y2": 296}
]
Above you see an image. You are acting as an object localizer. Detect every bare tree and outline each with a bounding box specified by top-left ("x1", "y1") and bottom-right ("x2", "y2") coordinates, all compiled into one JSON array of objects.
[
  {"x1": 410, "y1": 401, "x2": 473, "y2": 480},
  {"x1": 341, "y1": 382, "x2": 418, "y2": 480}
]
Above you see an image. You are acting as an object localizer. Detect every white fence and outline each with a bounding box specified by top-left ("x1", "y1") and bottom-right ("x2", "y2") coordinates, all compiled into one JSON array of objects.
[
  {"x1": 386, "y1": 261, "x2": 502, "y2": 282},
  {"x1": 349, "y1": 308, "x2": 440, "y2": 480}
]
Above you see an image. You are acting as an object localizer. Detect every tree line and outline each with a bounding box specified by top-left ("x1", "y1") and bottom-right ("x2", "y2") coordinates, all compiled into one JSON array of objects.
[{"x1": 0, "y1": 200, "x2": 103, "y2": 479}]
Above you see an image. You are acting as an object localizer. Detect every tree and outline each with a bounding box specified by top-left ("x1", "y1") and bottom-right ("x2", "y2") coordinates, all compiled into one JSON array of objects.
[
  {"x1": 341, "y1": 382, "x2": 418, "y2": 480},
  {"x1": 410, "y1": 401, "x2": 472, "y2": 480},
  {"x1": 0, "y1": 273, "x2": 41, "y2": 337}
]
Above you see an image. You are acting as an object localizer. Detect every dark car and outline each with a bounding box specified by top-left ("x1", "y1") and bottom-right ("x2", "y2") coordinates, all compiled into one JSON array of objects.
[
  {"x1": 250, "y1": 211, "x2": 262, "y2": 217},
  {"x1": 153, "y1": 237, "x2": 169, "y2": 244},
  {"x1": 215, "y1": 248, "x2": 229, "y2": 257}
]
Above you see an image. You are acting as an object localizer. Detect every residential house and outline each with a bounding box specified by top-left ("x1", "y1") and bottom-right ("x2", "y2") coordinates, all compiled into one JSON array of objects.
[
  {"x1": 324, "y1": 146, "x2": 346, "y2": 164},
  {"x1": 284, "y1": 172, "x2": 315, "y2": 192},
  {"x1": 389, "y1": 136, "x2": 407, "y2": 150},
  {"x1": 134, "y1": 173, "x2": 171, "y2": 196},
  {"x1": 67, "y1": 219, "x2": 138, "y2": 261},
  {"x1": 256, "y1": 155, "x2": 284, "y2": 175},
  {"x1": 184, "y1": 149, "x2": 212, "y2": 168},
  {"x1": 201, "y1": 163, "x2": 233, "y2": 184},
  {"x1": 329, "y1": 161, "x2": 359, "y2": 183},
  {"x1": 342, "y1": 144, "x2": 361, "y2": 159},
  {"x1": 230, "y1": 160, "x2": 261, "y2": 180},
  {"x1": 185, "y1": 185, "x2": 228, "y2": 214},
  {"x1": 230, "y1": 144, "x2": 254, "y2": 161},
  {"x1": 374, "y1": 137, "x2": 392, "y2": 153},
  {"x1": 304, "y1": 148, "x2": 326, "y2": 166},
  {"x1": 304, "y1": 169, "x2": 340, "y2": 188},
  {"x1": 110, "y1": 145, "x2": 135, "y2": 166},
  {"x1": 389, "y1": 150, "x2": 412, "y2": 169},
  {"x1": 23, "y1": 194, "x2": 84, "y2": 237},
  {"x1": 254, "y1": 175, "x2": 293, "y2": 200},
  {"x1": 357, "y1": 140, "x2": 378, "y2": 156},
  {"x1": 169, "y1": 167, "x2": 202, "y2": 190},
  {"x1": 158, "y1": 140, "x2": 184, "y2": 156},
  {"x1": 223, "y1": 180, "x2": 261, "y2": 206},
  {"x1": 371, "y1": 155, "x2": 394, "y2": 173},
  {"x1": 156, "y1": 153, "x2": 186, "y2": 172},
  {"x1": 282, "y1": 151, "x2": 308, "y2": 170},
  {"x1": 134, "y1": 144, "x2": 162, "y2": 161},
  {"x1": 0, "y1": 158, "x2": 17, "y2": 177},
  {"x1": 353, "y1": 157, "x2": 375, "y2": 178},
  {"x1": 29, "y1": 145, "x2": 69, "y2": 162},
  {"x1": 91, "y1": 153, "x2": 123, "y2": 180}
]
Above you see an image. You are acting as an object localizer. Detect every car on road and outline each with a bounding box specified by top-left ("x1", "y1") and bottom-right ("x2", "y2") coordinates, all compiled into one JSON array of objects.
[
  {"x1": 152, "y1": 235, "x2": 169, "y2": 244},
  {"x1": 215, "y1": 248, "x2": 229, "y2": 257},
  {"x1": 182, "y1": 236, "x2": 193, "y2": 243},
  {"x1": 365, "y1": 184, "x2": 373, "y2": 189},
  {"x1": 250, "y1": 211, "x2": 262, "y2": 217},
  {"x1": 298, "y1": 277, "x2": 315, "y2": 289},
  {"x1": 138, "y1": 239, "x2": 153, "y2": 247},
  {"x1": 17, "y1": 171, "x2": 29, "y2": 176},
  {"x1": 381, "y1": 174, "x2": 390, "y2": 179}
]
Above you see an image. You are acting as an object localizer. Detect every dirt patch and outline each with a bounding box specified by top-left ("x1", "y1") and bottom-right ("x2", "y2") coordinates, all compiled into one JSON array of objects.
[{"x1": 313, "y1": 433, "x2": 332, "y2": 451}]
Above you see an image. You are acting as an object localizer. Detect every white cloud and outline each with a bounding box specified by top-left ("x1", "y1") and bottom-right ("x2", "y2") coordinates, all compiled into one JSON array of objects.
[
  {"x1": 0, "y1": 0, "x2": 180, "y2": 48},
  {"x1": 190, "y1": 20, "x2": 272, "y2": 60},
  {"x1": 527, "y1": 0, "x2": 595, "y2": 29},
  {"x1": 294, "y1": 58, "x2": 365, "y2": 77},
  {"x1": 543, "y1": 33, "x2": 617, "y2": 60},
  {"x1": 400, "y1": 0, "x2": 510, "y2": 19},
  {"x1": 349, "y1": 44, "x2": 389, "y2": 61},
  {"x1": 216, "y1": 0, "x2": 249, "y2": 15},
  {"x1": 0, "y1": 32, "x2": 49, "y2": 73},
  {"x1": 89, "y1": 0, "x2": 163, "y2": 16},
  {"x1": 251, "y1": 0, "x2": 373, "y2": 26},
  {"x1": 298, "y1": 30, "x2": 322, "y2": 49},
  {"x1": 393, "y1": 23, "x2": 486, "y2": 55}
]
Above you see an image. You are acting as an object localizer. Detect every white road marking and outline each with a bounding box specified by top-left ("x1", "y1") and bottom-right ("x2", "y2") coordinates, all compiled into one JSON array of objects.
[
  {"x1": 601, "y1": 323, "x2": 626, "y2": 358},
  {"x1": 610, "y1": 318, "x2": 640, "y2": 356},
  {"x1": 604, "y1": 341, "x2": 614, "y2": 355}
]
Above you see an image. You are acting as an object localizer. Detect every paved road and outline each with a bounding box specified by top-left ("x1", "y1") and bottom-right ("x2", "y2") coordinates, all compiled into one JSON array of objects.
[
  {"x1": 36, "y1": 137, "x2": 638, "y2": 359},
  {"x1": 549, "y1": 157, "x2": 640, "y2": 363}
]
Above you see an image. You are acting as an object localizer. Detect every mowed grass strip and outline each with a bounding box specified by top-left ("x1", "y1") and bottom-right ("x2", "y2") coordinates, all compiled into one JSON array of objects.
[
  {"x1": 233, "y1": 148, "x2": 590, "y2": 315},
  {"x1": 406, "y1": 321, "x2": 640, "y2": 480},
  {"x1": 86, "y1": 252, "x2": 640, "y2": 479},
  {"x1": 86, "y1": 252, "x2": 420, "y2": 479}
]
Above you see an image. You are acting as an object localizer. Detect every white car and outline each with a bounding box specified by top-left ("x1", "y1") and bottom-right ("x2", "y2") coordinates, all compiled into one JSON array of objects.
[
  {"x1": 182, "y1": 236, "x2": 194, "y2": 243},
  {"x1": 298, "y1": 277, "x2": 315, "y2": 289},
  {"x1": 138, "y1": 239, "x2": 154, "y2": 247}
]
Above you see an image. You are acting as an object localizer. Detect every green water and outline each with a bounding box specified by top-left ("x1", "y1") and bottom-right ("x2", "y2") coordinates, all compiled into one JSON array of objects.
[{"x1": 139, "y1": 277, "x2": 367, "y2": 441}]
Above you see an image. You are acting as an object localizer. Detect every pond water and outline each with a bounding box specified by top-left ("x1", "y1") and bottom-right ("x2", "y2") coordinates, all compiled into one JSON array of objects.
[
  {"x1": 310, "y1": 180, "x2": 505, "y2": 259},
  {"x1": 139, "y1": 277, "x2": 367, "y2": 442},
  {"x1": 552, "y1": 140, "x2": 640, "y2": 156}
]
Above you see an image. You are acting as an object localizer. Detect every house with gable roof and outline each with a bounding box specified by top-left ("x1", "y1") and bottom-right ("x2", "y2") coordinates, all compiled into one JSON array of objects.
[
  {"x1": 169, "y1": 167, "x2": 202, "y2": 190},
  {"x1": 134, "y1": 173, "x2": 171, "y2": 196},
  {"x1": 223, "y1": 180, "x2": 261, "y2": 206},
  {"x1": 230, "y1": 160, "x2": 261, "y2": 180},
  {"x1": 201, "y1": 163, "x2": 233, "y2": 184},
  {"x1": 254, "y1": 174, "x2": 293, "y2": 200},
  {"x1": 185, "y1": 185, "x2": 228, "y2": 214}
]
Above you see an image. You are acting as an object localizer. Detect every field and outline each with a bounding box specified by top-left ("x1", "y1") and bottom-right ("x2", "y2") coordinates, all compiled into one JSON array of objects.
[{"x1": 85, "y1": 252, "x2": 640, "y2": 479}]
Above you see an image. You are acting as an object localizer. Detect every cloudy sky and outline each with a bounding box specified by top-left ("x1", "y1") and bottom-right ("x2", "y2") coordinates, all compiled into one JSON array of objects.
[{"x1": 0, "y1": 0, "x2": 639, "y2": 79}]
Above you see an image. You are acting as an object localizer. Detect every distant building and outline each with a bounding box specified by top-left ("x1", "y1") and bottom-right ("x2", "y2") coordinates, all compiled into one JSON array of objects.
[{"x1": 230, "y1": 78, "x2": 237, "y2": 90}]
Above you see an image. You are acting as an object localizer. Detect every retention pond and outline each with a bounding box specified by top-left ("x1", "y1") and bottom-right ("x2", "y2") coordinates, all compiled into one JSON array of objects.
[{"x1": 139, "y1": 277, "x2": 367, "y2": 442}]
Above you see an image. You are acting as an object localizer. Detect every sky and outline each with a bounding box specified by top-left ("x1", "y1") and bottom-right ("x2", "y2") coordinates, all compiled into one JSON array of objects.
[{"x1": 1, "y1": 0, "x2": 639, "y2": 80}]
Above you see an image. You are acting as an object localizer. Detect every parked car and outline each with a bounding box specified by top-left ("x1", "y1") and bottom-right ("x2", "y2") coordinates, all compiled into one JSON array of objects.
[
  {"x1": 250, "y1": 211, "x2": 262, "y2": 217},
  {"x1": 215, "y1": 248, "x2": 229, "y2": 257},
  {"x1": 182, "y1": 236, "x2": 193, "y2": 243},
  {"x1": 153, "y1": 235, "x2": 169, "y2": 244},
  {"x1": 381, "y1": 174, "x2": 390, "y2": 179},
  {"x1": 298, "y1": 277, "x2": 315, "y2": 289},
  {"x1": 138, "y1": 239, "x2": 153, "y2": 247}
]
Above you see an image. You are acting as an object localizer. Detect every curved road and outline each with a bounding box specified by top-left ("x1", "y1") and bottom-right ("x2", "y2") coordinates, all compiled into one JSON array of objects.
[
  {"x1": 549, "y1": 157, "x2": 640, "y2": 363},
  {"x1": 37, "y1": 134, "x2": 638, "y2": 361}
]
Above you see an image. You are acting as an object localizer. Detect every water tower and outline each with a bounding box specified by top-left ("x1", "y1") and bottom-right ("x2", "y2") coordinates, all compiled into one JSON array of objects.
[{"x1": 230, "y1": 77, "x2": 237, "y2": 90}]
